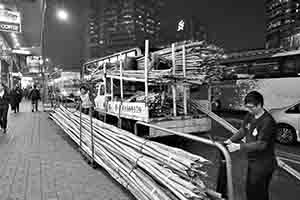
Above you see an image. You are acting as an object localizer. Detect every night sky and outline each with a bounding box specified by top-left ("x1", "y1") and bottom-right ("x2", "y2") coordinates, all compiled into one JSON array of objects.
[
  {"x1": 42, "y1": 0, "x2": 266, "y2": 69},
  {"x1": 161, "y1": 0, "x2": 266, "y2": 51}
]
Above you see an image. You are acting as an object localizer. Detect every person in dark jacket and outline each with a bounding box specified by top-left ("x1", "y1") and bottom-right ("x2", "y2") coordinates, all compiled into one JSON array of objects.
[
  {"x1": 225, "y1": 91, "x2": 277, "y2": 200},
  {"x1": 10, "y1": 85, "x2": 22, "y2": 113},
  {"x1": 0, "y1": 83, "x2": 10, "y2": 133},
  {"x1": 29, "y1": 85, "x2": 41, "y2": 112},
  {"x1": 16, "y1": 86, "x2": 22, "y2": 111}
]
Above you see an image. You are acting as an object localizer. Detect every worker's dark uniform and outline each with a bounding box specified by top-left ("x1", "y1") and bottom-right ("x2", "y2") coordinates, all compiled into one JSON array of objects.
[{"x1": 230, "y1": 110, "x2": 277, "y2": 200}]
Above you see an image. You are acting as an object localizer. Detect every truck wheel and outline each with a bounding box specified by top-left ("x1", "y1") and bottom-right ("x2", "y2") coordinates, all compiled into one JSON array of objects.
[{"x1": 276, "y1": 124, "x2": 296, "y2": 145}]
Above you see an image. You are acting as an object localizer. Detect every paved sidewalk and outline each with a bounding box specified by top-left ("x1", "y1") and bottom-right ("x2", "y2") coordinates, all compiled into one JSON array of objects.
[{"x1": 0, "y1": 101, "x2": 134, "y2": 200}]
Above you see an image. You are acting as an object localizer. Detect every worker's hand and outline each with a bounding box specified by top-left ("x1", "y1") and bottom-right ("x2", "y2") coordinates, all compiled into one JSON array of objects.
[
  {"x1": 223, "y1": 139, "x2": 232, "y2": 145},
  {"x1": 227, "y1": 143, "x2": 241, "y2": 153}
]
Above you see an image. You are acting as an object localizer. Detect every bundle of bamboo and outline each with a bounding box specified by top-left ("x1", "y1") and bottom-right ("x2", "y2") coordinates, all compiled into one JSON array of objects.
[
  {"x1": 50, "y1": 105, "x2": 225, "y2": 200},
  {"x1": 136, "y1": 41, "x2": 225, "y2": 83},
  {"x1": 90, "y1": 41, "x2": 225, "y2": 85}
]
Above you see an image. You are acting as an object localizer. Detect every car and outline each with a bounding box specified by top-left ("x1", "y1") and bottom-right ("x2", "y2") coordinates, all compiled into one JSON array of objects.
[{"x1": 269, "y1": 101, "x2": 300, "y2": 144}]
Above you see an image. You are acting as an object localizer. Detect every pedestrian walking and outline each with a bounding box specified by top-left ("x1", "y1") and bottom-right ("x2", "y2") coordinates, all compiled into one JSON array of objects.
[
  {"x1": 16, "y1": 85, "x2": 23, "y2": 112},
  {"x1": 10, "y1": 85, "x2": 21, "y2": 113},
  {"x1": 225, "y1": 91, "x2": 277, "y2": 200},
  {"x1": 24, "y1": 88, "x2": 29, "y2": 100},
  {"x1": 0, "y1": 83, "x2": 10, "y2": 134},
  {"x1": 29, "y1": 85, "x2": 41, "y2": 112}
]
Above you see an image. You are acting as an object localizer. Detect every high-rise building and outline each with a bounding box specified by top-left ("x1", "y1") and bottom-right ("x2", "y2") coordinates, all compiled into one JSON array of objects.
[
  {"x1": 87, "y1": 0, "x2": 103, "y2": 58},
  {"x1": 266, "y1": 0, "x2": 300, "y2": 49},
  {"x1": 88, "y1": 0, "x2": 163, "y2": 57}
]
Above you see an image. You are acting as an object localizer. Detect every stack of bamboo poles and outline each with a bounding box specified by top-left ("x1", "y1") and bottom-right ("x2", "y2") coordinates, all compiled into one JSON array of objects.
[
  {"x1": 50, "y1": 105, "x2": 225, "y2": 200},
  {"x1": 91, "y1": 41, "x2": 225, "y2": 84},
  {"x1": 189, "y1": 99, "x2": 238, "y2": 134},
  {"x1": 136, "y1": 41, "x2": 225, "y2": 82}
]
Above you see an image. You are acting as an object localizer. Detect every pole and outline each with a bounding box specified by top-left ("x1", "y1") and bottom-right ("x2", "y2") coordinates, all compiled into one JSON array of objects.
[
  {"x1": 90, "y1": 106, "x2": 94, "y2": 163},
  {"x1": 110, "y1": 77, "x2": 114, "y2": 100},
  {"x1": 41, "y1": 0, "x2": 47, "y2": 104},
  {"x1": 79, "y1": 103, "x2": 82, "y2": 149},
  {"x1": 172, "y1": 43, "x2": 177, "y2": 117},
  {"x1": 182, "y1": 45, "x2": 187, "y2": 116},
  {"x1": 9, "y1": 58, "x2": 13, "y2": 89},
  {"x1": 120, "y1": 54, "x2": 123, "y2": 100},
  {"x1": 0, "y1": 60, "x2": 2, "y2": 83},
  {"x1": 144, "y1": 40, "x2": 149, "y2": 104},
  {"x1": 103, "y1": 62, "x2": 107, "y2": 122}
]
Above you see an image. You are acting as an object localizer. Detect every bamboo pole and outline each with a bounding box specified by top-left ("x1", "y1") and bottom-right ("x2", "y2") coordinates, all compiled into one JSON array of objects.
[
  {"x1": 172, "y1": 43, "x2": 177, "y2": 117},
  {"x1": 90, "y1": 107, "x2": 95, "y2": 162},
  {"x1": 277, "y1": 157, "x2": 300, "y2": 181},
  {"x1": 144, "y1": 40, "x2": 149, "y2": 104},
  {"x1": 79, "y1": 103, "x2": 82, "y2": 149},
  {"x1": 182, "y1": 45, "x2": 187, "y2": 116},
  {"x1": 104, "y1": 62, "x2": 107, "y2": 96},
  {"x1": 104, "y1": 62, "x2": 108, "y2": 122},
  {"x1": 120, "y1": 54, "x2": 124, "y2": 100},
  {"x1": 111, "y1": 77, "x2": 114, "y2": 100}
]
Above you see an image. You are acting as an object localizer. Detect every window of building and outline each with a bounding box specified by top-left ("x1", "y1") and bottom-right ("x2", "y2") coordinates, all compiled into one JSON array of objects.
[{"x1": 279, "y1": 0, "x2": 289, "y2": 3}]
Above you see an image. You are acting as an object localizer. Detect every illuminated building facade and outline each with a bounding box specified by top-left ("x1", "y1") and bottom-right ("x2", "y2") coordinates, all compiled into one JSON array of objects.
[
  {"x1": 88, "y1": 0, "x2": 163, "y2": 57},
  {"x1": 266, "y1": 0, "x2": 300, "y2": 49}
]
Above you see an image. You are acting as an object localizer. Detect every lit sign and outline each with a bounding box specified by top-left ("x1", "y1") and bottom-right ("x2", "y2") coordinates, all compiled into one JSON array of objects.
[
  {"x1": 26, "y1": 56, "x2": 42, "y2": 67},
  {"x1": 177, "y1": 20, "x2": 185, "y2": 31},
  {"x1": 0, "y1": 9, "x2": 21, "y2": 32},
  {"x1": 12, "y1": 49, "x2": 31, "y2": 55}
]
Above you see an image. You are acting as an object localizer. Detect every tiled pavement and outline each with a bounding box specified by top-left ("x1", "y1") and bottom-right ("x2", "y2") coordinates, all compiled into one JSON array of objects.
[{"x1": 0, "y1": 101, "x2": 134, "y2": 200}]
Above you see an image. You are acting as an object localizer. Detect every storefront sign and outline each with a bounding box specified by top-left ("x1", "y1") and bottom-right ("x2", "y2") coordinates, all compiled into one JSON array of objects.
[
  {"x1": 0, "y1": 9, "x2": 21, "y2": 32},
  {"x1": 107, "y1": 101, "x2": 149, "y2": 121}
]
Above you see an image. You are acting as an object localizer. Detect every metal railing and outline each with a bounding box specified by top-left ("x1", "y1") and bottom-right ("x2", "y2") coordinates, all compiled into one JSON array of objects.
[{"x1": 134, "y1": 121, "x2": 234, "y2": 200}]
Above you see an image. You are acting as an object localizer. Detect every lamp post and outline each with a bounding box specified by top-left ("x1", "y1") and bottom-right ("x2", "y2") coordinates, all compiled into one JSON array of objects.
[{"x1": 41, "y1": 0, "x2": 69, "y2": 104}]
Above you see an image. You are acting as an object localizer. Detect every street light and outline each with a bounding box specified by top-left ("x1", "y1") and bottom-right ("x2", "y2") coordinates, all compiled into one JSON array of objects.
[
  {"x1": 41, "y1": 0, "x2": 69, "y2": 104},
  {"x1": 57, "y1": 9, "x2": 69, "y2": 21}
]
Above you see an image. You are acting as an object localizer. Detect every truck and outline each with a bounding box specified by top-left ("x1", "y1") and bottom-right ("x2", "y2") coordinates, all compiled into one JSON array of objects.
[{"x1": 83, "y1": 41, "x2": 225, "y2": 137}]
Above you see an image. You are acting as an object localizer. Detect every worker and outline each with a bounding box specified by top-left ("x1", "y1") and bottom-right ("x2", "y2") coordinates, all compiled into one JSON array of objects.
[
  {"x1": 79, "y1": 85, "x2": 94, "y2": 115},
  {"x1": 225, "y1": 91, "x2": 277, "y2": 200}
]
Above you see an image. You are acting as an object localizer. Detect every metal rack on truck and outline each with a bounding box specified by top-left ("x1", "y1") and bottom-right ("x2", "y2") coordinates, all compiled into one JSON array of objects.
[{"x1": 83, "y1": 40, "x2": 225, "y2": 137}]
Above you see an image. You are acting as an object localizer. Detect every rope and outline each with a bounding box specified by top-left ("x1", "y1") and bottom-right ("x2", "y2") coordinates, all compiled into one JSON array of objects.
[
  {"x1": 128, "y1": 155, "x2": 144, "y2": 178},
  {"x1": 139, "y1": 140, "x2": 149, "y2": 153}
]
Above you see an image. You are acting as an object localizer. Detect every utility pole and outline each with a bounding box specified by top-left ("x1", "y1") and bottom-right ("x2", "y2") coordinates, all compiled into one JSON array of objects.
[{"x1": 41, "y1": 0, "x2": 47, "y2": 104}]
